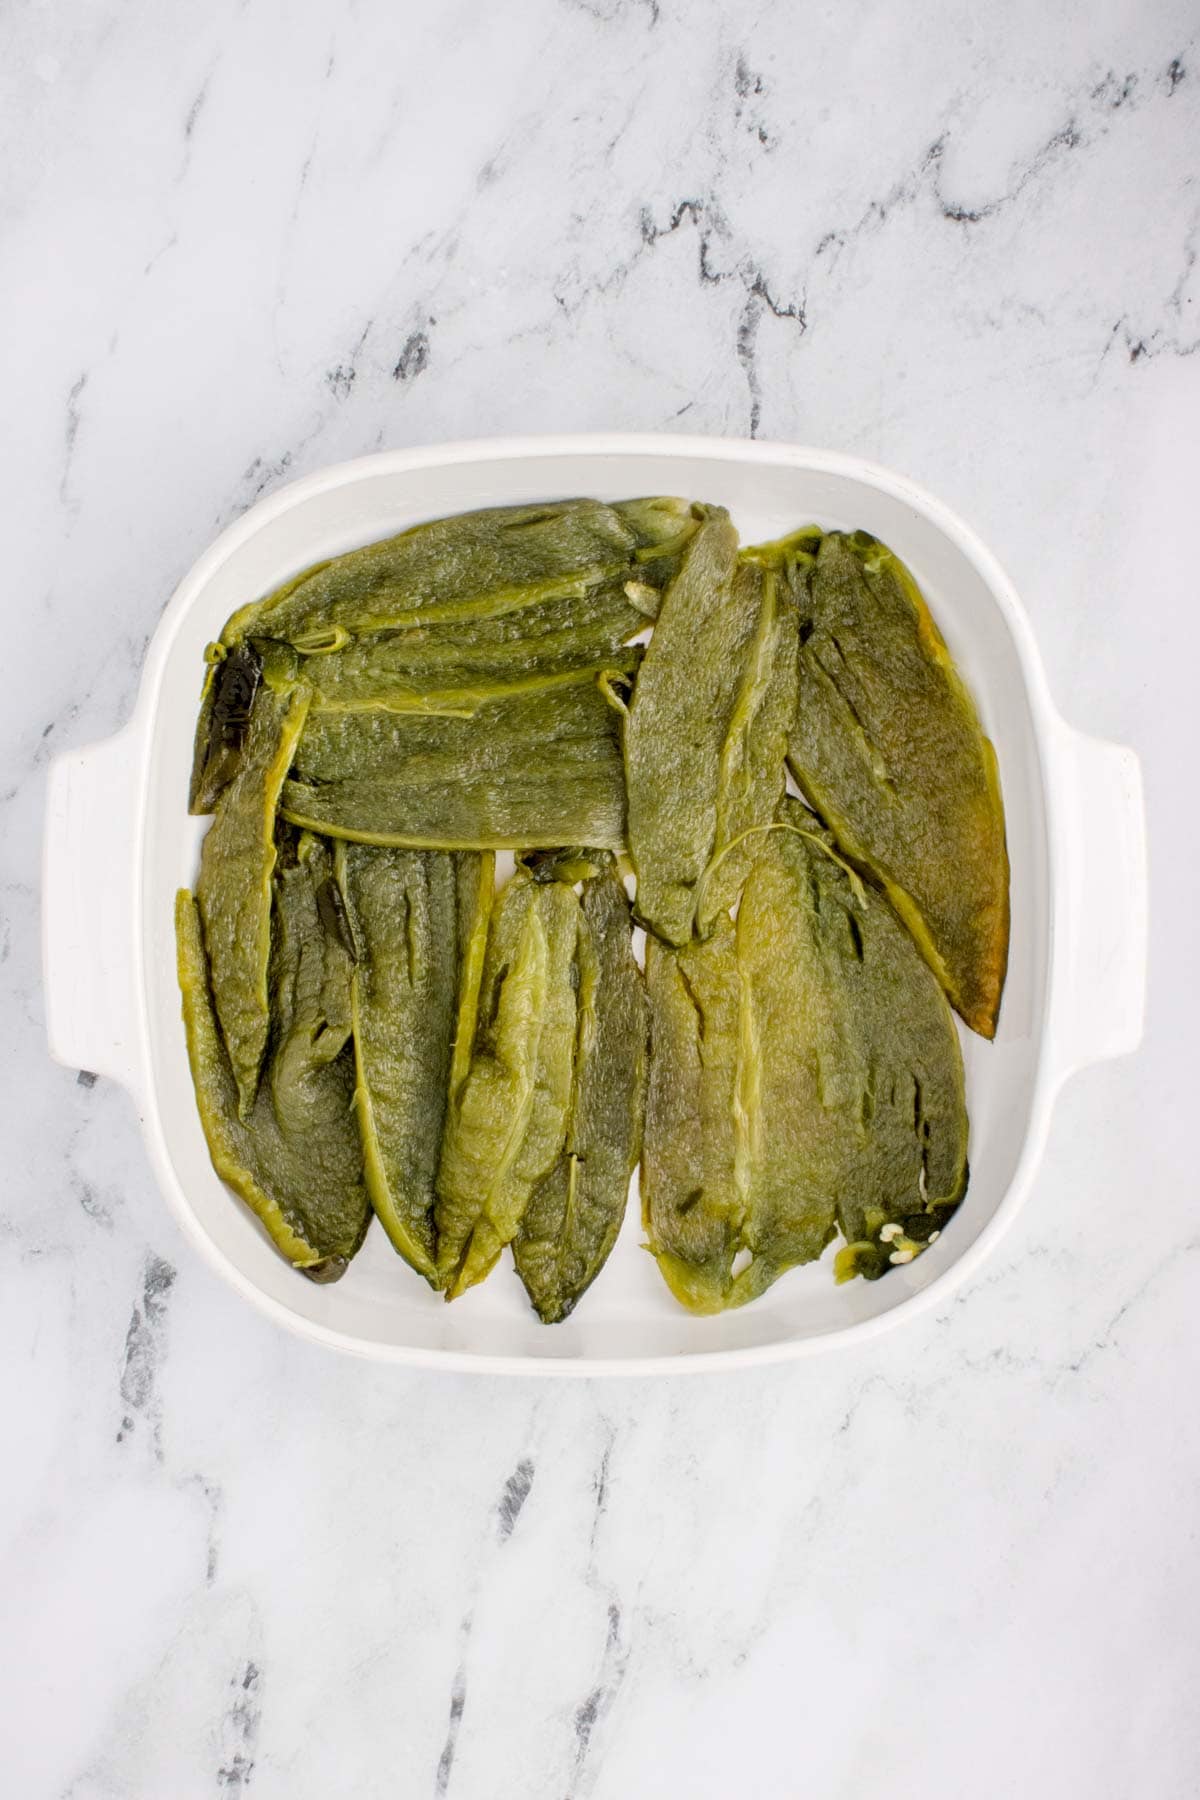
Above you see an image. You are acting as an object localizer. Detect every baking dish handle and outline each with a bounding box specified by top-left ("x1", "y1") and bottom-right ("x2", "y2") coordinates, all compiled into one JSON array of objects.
[
  {"x1": 43, "y1": 725, "x2": 146, "y2": 1097},
  {"x1": 1048, "y1": 718, "x2": 1147, "y2": 1087}
]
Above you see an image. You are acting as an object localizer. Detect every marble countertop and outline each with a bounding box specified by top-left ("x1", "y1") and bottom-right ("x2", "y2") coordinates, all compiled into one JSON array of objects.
[{"x1": 4, "y1": 1, "x2": 1196, "y2": 1794}]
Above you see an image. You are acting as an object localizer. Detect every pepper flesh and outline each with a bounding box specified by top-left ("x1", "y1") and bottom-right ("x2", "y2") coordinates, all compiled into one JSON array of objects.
[
  {"x1": 286, "y1": 584, "x2": 649, "y2": 706},
  {"x1": 195, "y1": 676, "x2": 310, "y2": 1115},
  {"x1": 282, "y1": 672, "x2": 627, "y2": 851},
  {"x1": 777, "y1": 529, "x2": 1010, "y2": 1037},
  {"x1": 435, "y1": 871, "x2": 579, "y2": 1297},
  {"x1": 694, "y1": 557, "x2": 798, "y2": 935},
  {"x1": 231, "y1": 497, "x2": 695, "y2": 646},
  {"x1": 176, "y1": 843, "x2": 369, "y2": 1278},
  {"x1": 514, "y1": 866, "x2": 648, "y2": 1322},
  {"x1": 336, "y1": 842, "x2": 478, "y2": 1285},
  {"x1": 643, "y1": 806, "x2": 968, "y2": 1309},
  {"x1": 624, "y1": 505, "x2": 755, "y2": 944}
]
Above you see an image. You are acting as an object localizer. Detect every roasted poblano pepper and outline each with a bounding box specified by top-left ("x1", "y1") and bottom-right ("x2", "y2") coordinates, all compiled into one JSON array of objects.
[
  {"x1": 228, "y1": 497, "x2": 696, "y2": 647},
  {"x1": 514, "y1": 864, "x2": 648, "y2": 1322},
  {"x1": 643, "y1": 917, "x2": 757, "y2": 1312},
  {"x1": 693, "y1": 556, "x2": 798, "y2": 935},
  {"x1": 435, "y1": 870, "x2": 579, "y2": 1298},
  {"x1": 188, "y1": 498, "x2": 692, "y2": 808},
  {"x1": 336, "y1": 842, "x2": 482, "y2": 1285},
  {"x1": 294, "y1": 649, "x2": 640, "y2": 724},
  {"x1": 282, "y1": 671, "x2": 629, "y2": 851},
  {"x1": 774, "y1": 528, "x2": 1010, "y2": 1038},
  {"x1": 188, "y1": 634, "x2": 304, "y2": 816},
  {"x1": 625, "y1": 505, "x2": 774, "y2": 944},
  {"x1": 195, "y1": 672, "x2": 310, "y2": 1115},
  {"x1": 287, "y1": 583, "x2": 650, "y2": 708},
  {"x1": 449, "y1": 851, "x2": 496, "y2": 1109},
  {"x1": 176, "y1": 838, "x2": 370, "y2": 1280},
  {"x1": 643, "y1": 804, "x2": 968, "y2": 1310},
  {"x1": 189, "y1": 643, "x2": 262, "y2": 814}
]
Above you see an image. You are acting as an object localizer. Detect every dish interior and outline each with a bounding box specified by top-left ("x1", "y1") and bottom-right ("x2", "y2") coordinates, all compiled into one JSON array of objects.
[{"x1": 141, "y1": 448, "x2": 1049, "y2": 1360}]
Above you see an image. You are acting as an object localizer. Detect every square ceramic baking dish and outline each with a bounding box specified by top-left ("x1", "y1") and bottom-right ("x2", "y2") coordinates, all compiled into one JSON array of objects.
[{"x1": 43, "y1": 437, "x2": 1147, "y2": 1373}]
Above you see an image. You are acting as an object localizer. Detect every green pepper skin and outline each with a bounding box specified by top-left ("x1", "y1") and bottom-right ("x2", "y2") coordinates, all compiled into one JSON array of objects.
[
  {"x1": 779, "y1": 529, "x2": 1009, "y2": 1038},
  {"x1": 189, "y1": 499, "x2": 693, "y2": 806},
  {"x1": 694, "y1": 557, "x2": 798, "y2": 935},
  {"x1": 435, "y1": 871, "x2": 579, "y2": 1297},
  {"x1": 176, "y1": 842, "x2": 370, "y2": 1278},
  {"x1": 514, "y1": 867, "x2": 648, "y2": 1323},
  {"x1": 288, "y1": 584, "x2": 648, "y2": 706},
  {"x1": 282, "y1": 673, "x2": 627, "y2": 851},
  {"x1": 196, "y1": 675, "x2": 310, "y2": 1116},
  {"x1": 644, "y1": 805, "x2": 968, "y2": 1310},
  {"x1": 336, "y1": 843, "x2": 478, "y2": 1285},
  {"x1": 624, "y1": 505, "x2": 750, "y2": 945},
  {"x1": 448, "y1": 851, "x2": 496, "y2": 1110},
  {"x1": 643, "y1": 918, "x2": 752, "y2": 1313},
  {"x1": 234, "y1": 497, "x2": 695, "y2": 646}
]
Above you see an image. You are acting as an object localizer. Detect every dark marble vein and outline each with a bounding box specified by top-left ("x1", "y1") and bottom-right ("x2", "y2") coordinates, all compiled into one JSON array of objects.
[
  {"x1": 116, "y1": 1252, "x2": 176, "y2": 1459},
  {"x1": 639, "y1": 196, "x2": 805, "y2": 432},
  {"x1": 813, "y1": 45, "x2": 1192, "y2": 290},
  {"x1": 1066, "y1": 1237, "x2": 1200, "y2": 1376},
  {"x1": 179, "y1": 1472, "x2": 224, "y2": 1584},
  {"x1": 142, "y1": 230, "x2": 177, "y2": 278},
  {"x1": 393, "y1": 327, "x2": 432, "y2": 383},
  {"x1": 563, "y1": 0, "x2": 659, "y2": 26},
  {"x1": 1100, "y1": 211, "x2": 1200, "y2": 367},
  {"x1": 429, "y1": 1452, "x2": 538, "y2": 1795},
  {"x1": 733, "y1": 53, "x2": 775, "y2": 149},
  {"x1": 737, "y1": 272, "x2": 806, "y2": 436},
  {"x1": 568, "y1": 1601, "x2": 630, "y2": 1796},
  {"x1": 216, "y1": 1659, "x2": 262, "y2": 1794},
  {"x1": 241, "y1": 449, "x2": 295, "y2": 504},
  {"x1": 434, "y1": 1610, "x2": 473, "y2": 1796},
  {"x1": 553, "y1": 1423, "x2": 630, "y2": 1794},
  {"x1": 77, "y1": 1180, "x2": 113, "y2": 1228},
  {"x1": 933, "y1": 120, "x2": 1082, "y2": 227},
  {"x1": 60, "y1": 373, "x2": 87, "y2": 505},
  {"x1": 495, "y1": 1457, "x2": 536, "y2": 1541},
  {"x1": 587, "y1": 1426, "x2": 615, "y2": 1559},
  {"x1": 184, "y1": 76, "x2": 210, "y2": 141},
  {"x1": 326, "y1": 320, "x2": 372, "y2": 400}
]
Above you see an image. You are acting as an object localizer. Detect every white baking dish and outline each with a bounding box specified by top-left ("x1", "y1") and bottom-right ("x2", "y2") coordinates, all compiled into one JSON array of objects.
[{"x1": 43, "y1": 437, "x2": 1147, "y2": 1373}]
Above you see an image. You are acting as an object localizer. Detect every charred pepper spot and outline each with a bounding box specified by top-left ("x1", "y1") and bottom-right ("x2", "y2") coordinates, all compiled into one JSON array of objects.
[
  {"x1": 317, "y1": 875, "x2": 357, "y2": 962},
  {"x1": 188, "y1": 644, "x2": 264, "y2": 813}
]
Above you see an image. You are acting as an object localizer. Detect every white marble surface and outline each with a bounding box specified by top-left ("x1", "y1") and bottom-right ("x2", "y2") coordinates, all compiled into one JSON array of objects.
[{"x1": 3, "y1": 0, "x2": 1197, "y2": 1793}]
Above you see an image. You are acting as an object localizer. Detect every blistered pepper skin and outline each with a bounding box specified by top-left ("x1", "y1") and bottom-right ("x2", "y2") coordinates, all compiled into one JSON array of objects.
[
  {"x1": 176, "y1": 840, "x2": 370, "y2": 1278},
  {"x1": 781, "y1": 530, "x2": 1009, "y2": 1037},
  {"x1": 644, "y1": 805, "x2": 968, "y2": 1310},
  {"x1": 514, "y1": 868, "x2": 647, "y2": 1322},
  {"x1": 694, "y1": 557, "x2": 798, "y2": 935},
  {"x1": 435, "y1": 872, "x2": 580, "y2": 1297},
  {"x1": 283, "y1": 674, "x2": 629, "y2": 852},
  {"x1": 228, "y1": 497, "x2": 694, "y2": 646},
  {"x1": 623, "y1": 506, "x2": 745, "y2": 945},
  {"x1": 336, "y1": 843, "x2": 478, "y2": 1285},
  {"x1": 195, "y1": 677, "x2": 310, "y2": 1116}
]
